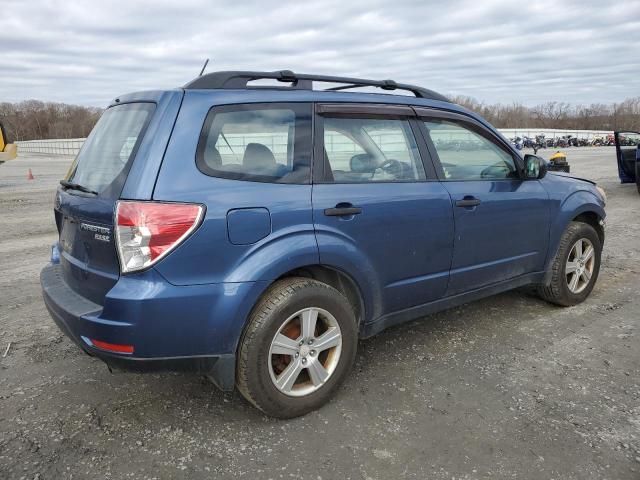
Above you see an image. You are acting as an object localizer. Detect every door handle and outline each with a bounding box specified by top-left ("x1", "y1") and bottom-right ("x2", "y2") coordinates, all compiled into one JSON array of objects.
[
  {"x1": 324, "y1": 203, "x2": 362, "y2": 216},
  {"x1": 455, "y1": 196, "x2": 481, "y2": 208}
]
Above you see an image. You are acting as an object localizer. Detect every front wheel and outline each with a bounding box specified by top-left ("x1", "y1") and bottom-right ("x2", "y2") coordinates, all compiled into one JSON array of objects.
[
  {"x1": 236, "y1": 277, "x2": 357, "y2": 418},
  {"x1": 538, "y1": 221, "x2": 602, "y2": 306}
]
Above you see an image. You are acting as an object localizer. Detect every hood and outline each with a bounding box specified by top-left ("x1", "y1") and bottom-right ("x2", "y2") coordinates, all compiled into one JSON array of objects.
[{"x1": 547, "y1": 171, "x2": 596, "y2": 186}]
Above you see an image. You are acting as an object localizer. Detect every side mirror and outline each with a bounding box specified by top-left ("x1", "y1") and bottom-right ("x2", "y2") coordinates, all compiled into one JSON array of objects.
[{"x1": 524, "y1": 154, "x2": 547, "y2": 179}]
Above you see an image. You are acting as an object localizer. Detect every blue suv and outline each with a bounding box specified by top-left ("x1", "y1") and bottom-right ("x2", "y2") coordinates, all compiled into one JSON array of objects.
[{"x1": 41, "y1": 71, "x2": 607, "y2": 418}]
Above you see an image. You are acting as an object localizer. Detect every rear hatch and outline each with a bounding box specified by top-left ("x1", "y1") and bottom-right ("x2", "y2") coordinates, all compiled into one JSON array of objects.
[{"x1": 55, "y1": 102, "x2": 156, "y2": 304}]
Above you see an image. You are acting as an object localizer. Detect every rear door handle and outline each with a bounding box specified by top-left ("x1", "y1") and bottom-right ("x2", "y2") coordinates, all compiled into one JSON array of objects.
[
  {"x1": 324, "y1": 204, "x2": 362, "y2": 216},
  {"x1": 455, "y1": 197, "x2": 481, "y2": 208}
]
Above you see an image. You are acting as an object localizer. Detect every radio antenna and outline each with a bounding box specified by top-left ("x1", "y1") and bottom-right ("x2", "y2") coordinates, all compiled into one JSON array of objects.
[{"x1": 199, "y1": 58, "x2": 210, "y2": 77}]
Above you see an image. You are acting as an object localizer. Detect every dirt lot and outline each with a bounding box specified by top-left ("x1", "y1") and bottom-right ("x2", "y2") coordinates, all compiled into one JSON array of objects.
[{"x1": 0, "y1": 148, "x2": 639, "y2": 480}]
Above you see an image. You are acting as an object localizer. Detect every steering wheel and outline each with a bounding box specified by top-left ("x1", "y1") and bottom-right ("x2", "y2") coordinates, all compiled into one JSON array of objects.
[
  {"x1": 480, "y1": 162, "x2": 510, "y2": 179},
  {"x1": 377, "y1": 159, "x2": 403, "y2": 178}
]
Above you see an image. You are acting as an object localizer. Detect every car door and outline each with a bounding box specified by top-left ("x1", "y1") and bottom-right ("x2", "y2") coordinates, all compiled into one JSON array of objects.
[
  {"x1": 312, "y1": 104, "x2": 454, "y2": 319},
  {"x1": 414, "y1": 108, "x2": 550, "y2": 296},
  {"x1": 614, "y1": 131, "x2": 640, "y2": 185}
]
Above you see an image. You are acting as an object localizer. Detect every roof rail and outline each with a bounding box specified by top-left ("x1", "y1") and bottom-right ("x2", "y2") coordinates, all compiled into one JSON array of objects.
[{"x1": 183, "y1": 70, "x2": 449, "y2": 102}]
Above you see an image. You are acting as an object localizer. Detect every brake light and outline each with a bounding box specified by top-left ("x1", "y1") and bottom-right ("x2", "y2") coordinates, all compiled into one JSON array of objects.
[{"x1": 115, "y1": 201, "x2": 204, "y2": 273}]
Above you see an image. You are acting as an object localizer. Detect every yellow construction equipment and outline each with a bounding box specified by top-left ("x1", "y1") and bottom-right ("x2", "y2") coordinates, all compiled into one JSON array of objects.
[
  {"x1": 0, "y1": 122, "x2": 17, "y2": 161},
  {"x1": 548, "y1": 151, "x2": 570, "y2": 173}
]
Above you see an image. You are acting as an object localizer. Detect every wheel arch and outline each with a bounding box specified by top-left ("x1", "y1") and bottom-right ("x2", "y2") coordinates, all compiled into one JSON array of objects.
[
  {"x1": 274, "y1": 265, "x2": 366, "y2": 329},
  {"x1": 543, "y1": 191, "x2": 605, "y2": 284},
  {"x1": 233, "y1": 264, "x2": 369, "y2": 356},
  {"x1": 572, "y1": 211, "x2": 605, "y2": 245}
]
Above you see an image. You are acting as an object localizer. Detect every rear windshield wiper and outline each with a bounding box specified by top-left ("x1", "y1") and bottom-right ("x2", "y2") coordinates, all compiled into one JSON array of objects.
[{"x1": 59, "y1": 180, "x2": 99, "y2": 195}]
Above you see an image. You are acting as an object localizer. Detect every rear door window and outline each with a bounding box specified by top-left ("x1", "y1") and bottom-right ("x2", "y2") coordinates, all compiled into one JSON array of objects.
[
  {"x1": 197, "y1": 103, "x2": 312, "y2": 183},
  {"x1": 322, "y1": 116, "x2": 426, "y2": 183},
  {"x1": 67, "y1": 102, "x2": 155, "y2": 195}
]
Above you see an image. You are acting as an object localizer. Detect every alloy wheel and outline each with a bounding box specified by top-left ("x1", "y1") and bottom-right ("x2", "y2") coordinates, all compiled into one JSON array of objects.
[
  {"x1": 565, "y1": 238, "x2": 595, "y2": 294},
  {"x1": 268, "y1": 307, "x2": 342, "y2": 397}
]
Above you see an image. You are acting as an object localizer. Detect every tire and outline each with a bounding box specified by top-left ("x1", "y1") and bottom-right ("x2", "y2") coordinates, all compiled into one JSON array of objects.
[
  {"x1": 236, "y1": 277, "x2": 357, "y2": 418},
  {"x1": 537, "y1": 221, "x2": 602, "y2": 306}
]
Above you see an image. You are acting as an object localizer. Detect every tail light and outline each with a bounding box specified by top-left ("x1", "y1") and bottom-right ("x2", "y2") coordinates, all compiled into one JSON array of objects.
[{"x1": 115, "y1": 201, "x2": 204, "y2": 273}]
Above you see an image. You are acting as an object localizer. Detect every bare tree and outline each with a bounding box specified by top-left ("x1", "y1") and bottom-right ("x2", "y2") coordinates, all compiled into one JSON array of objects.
[
  {"x1": 0, "y1": 100, "x2": 102, "y2": 142},
  {"x1": 450, "y1": 96, "x2": 639, "y2": 131}
]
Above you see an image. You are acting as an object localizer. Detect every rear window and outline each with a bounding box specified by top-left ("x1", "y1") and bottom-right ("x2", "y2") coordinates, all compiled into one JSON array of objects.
[
  {"x1": 196, "y1": 103, "x2": 312, "y2": 183},
  {"x1": 67, "y1": 102, "x2": 155, "y2": 194}
]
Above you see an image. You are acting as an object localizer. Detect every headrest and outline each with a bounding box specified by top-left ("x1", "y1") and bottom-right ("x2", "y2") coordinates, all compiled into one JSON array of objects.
[
  {"x1": 350, "y1": 154, "x2": 377, "y2": 173},
  {"x1": 205, "y1": 147, "x2": 222, "y2": 167},
  {"x1": 243, "y1": 143, "x2": 276, "y2": 170}
]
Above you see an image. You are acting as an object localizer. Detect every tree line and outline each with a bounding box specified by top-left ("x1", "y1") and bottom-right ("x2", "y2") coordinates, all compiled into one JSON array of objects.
[
  {"x1": 1, "y1": 96, "x2": 639, "y2": 142},
  {"x1": 0, "y1": 100, "x2": 102, "y2": 142},
  {"x1": 451, "y1": 96, "x2": 640, "y2": 132}
]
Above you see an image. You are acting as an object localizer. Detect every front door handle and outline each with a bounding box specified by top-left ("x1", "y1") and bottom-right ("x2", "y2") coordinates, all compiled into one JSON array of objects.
[
  {"x1": 324, "y1": 203, "x2": 362, "y2": 216},
  {"x1": 455, "y1": 196, "x2": 481, "y2": 208}
]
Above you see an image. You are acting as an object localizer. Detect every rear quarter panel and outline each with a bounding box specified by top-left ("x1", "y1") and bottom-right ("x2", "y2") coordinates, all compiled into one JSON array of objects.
[
  {"x1": 151, "y1": 91, "x2": 318, "y2": 286},
  {"x1": 116, "y1": 90, "x2": 186, "y2": 200}
]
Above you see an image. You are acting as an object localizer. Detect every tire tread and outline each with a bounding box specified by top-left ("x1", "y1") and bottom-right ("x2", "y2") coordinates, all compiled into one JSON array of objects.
[
  {"x1": 236, "y1": 277, "x2": 353, "y2": 417},
  {"x1": 537, "y1": 221, "x2": 601, "y2": 306}
]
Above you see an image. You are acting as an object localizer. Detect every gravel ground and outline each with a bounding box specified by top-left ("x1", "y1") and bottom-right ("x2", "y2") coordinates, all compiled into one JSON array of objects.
[{"x1": 0, "y1": 148, "x2": 638, "y2": 480}]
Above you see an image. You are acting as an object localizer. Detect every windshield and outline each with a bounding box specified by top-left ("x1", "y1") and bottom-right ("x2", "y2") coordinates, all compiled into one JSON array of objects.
[{"x1": 67, "y1": 102, "x2": 155, "y2": 194}]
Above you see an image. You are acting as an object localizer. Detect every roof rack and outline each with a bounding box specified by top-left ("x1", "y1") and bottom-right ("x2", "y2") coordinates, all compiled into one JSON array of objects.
[{"x1": 183, "y1": 70, "x2": 448, "y2": 102}]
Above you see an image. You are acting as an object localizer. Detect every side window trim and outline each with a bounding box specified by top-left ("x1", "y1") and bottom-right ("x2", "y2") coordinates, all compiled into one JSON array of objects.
[
  {"x1": 312, "y1": 103, "x2": 433, "y2": 184},
  {"x1": 408, "y1": 117, "x2": 438, "y2": 180},
  {"x1": 317, "y1": 103, "x2": 415, "y2": 117},
  {"x1": 196, "y1": 102, "x2": 313, "y2": 184},
  {"x1": 413, "y1": 119, "x2": 447, "y2": 180},
  {"x1": 412, "y1": 107, "x2": 524, "y2": 181},
  {"x1": 312, "y1": 103, "x2": 325, "y2": 182}
]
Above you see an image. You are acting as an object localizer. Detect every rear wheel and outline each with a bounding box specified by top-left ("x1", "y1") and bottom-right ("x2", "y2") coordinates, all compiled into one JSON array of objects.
[
  {"x1": 538, "y1": 221, "x2": 601, "y2": 306},
  {"x1": 236, "y1": 277, "x2": 357, "y2": 418}
]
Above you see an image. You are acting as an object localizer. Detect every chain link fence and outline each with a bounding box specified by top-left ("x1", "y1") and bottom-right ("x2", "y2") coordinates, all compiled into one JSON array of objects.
[{"x1": 15, "y1": 138, "x2": 85, "y2": 156}]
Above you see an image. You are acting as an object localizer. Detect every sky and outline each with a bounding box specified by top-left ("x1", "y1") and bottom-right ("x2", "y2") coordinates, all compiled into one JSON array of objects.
[{"x1": 1, "y1": 0, "x2": 639, "y2": 107}]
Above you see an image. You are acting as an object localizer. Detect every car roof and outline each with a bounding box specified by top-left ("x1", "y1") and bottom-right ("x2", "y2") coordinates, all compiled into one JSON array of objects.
[
  {"x1": 109, "y1": 70, "x2": 490, "y2": 130},
  {"x1": 113, "y1": 69, "x2": 455, "y2": 108},
  {"x1": 184, "y1": 70, "x2": 449, "y2": 102},
  {"x1": 111, "y1": 87, "x2": 490, "y2": 135},
  {"x1": 180, "y1": 87, "x2": 457, "y2": 110}
]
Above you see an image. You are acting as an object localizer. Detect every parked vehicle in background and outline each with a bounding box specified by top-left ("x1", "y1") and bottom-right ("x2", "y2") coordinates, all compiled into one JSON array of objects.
[
  {"x1": 512, "y1": 136, "x2": 524, "y2": 150},
  {"x1": 535, "y1": 134, "x2": 547, "y2": 150},
  {"x1": 40, "y1": 70, "x2": 607, "y2": 418},
  {"x1": 554, "y1": 136, "x2": 569, "y2": 148},
  {"x1": 614, "y1": 131, "x2": 640, "y2": 193},
  {"x1": 548, "y1": 151, "x2": 570, "y2": 173},
  {"x1": 523, "y1": 136, "x2": 535, "y2": 149}
]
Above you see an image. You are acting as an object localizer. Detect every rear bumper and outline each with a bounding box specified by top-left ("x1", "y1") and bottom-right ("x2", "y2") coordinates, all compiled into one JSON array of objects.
[{"x1": 40, "y1": 263, "x2": 265, "y2": 391}]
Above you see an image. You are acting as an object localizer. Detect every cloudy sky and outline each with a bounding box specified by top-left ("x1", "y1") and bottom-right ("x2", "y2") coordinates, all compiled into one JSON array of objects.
[{"x1": 1, "y1": 0, "x2": 639, "y2": 106}]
